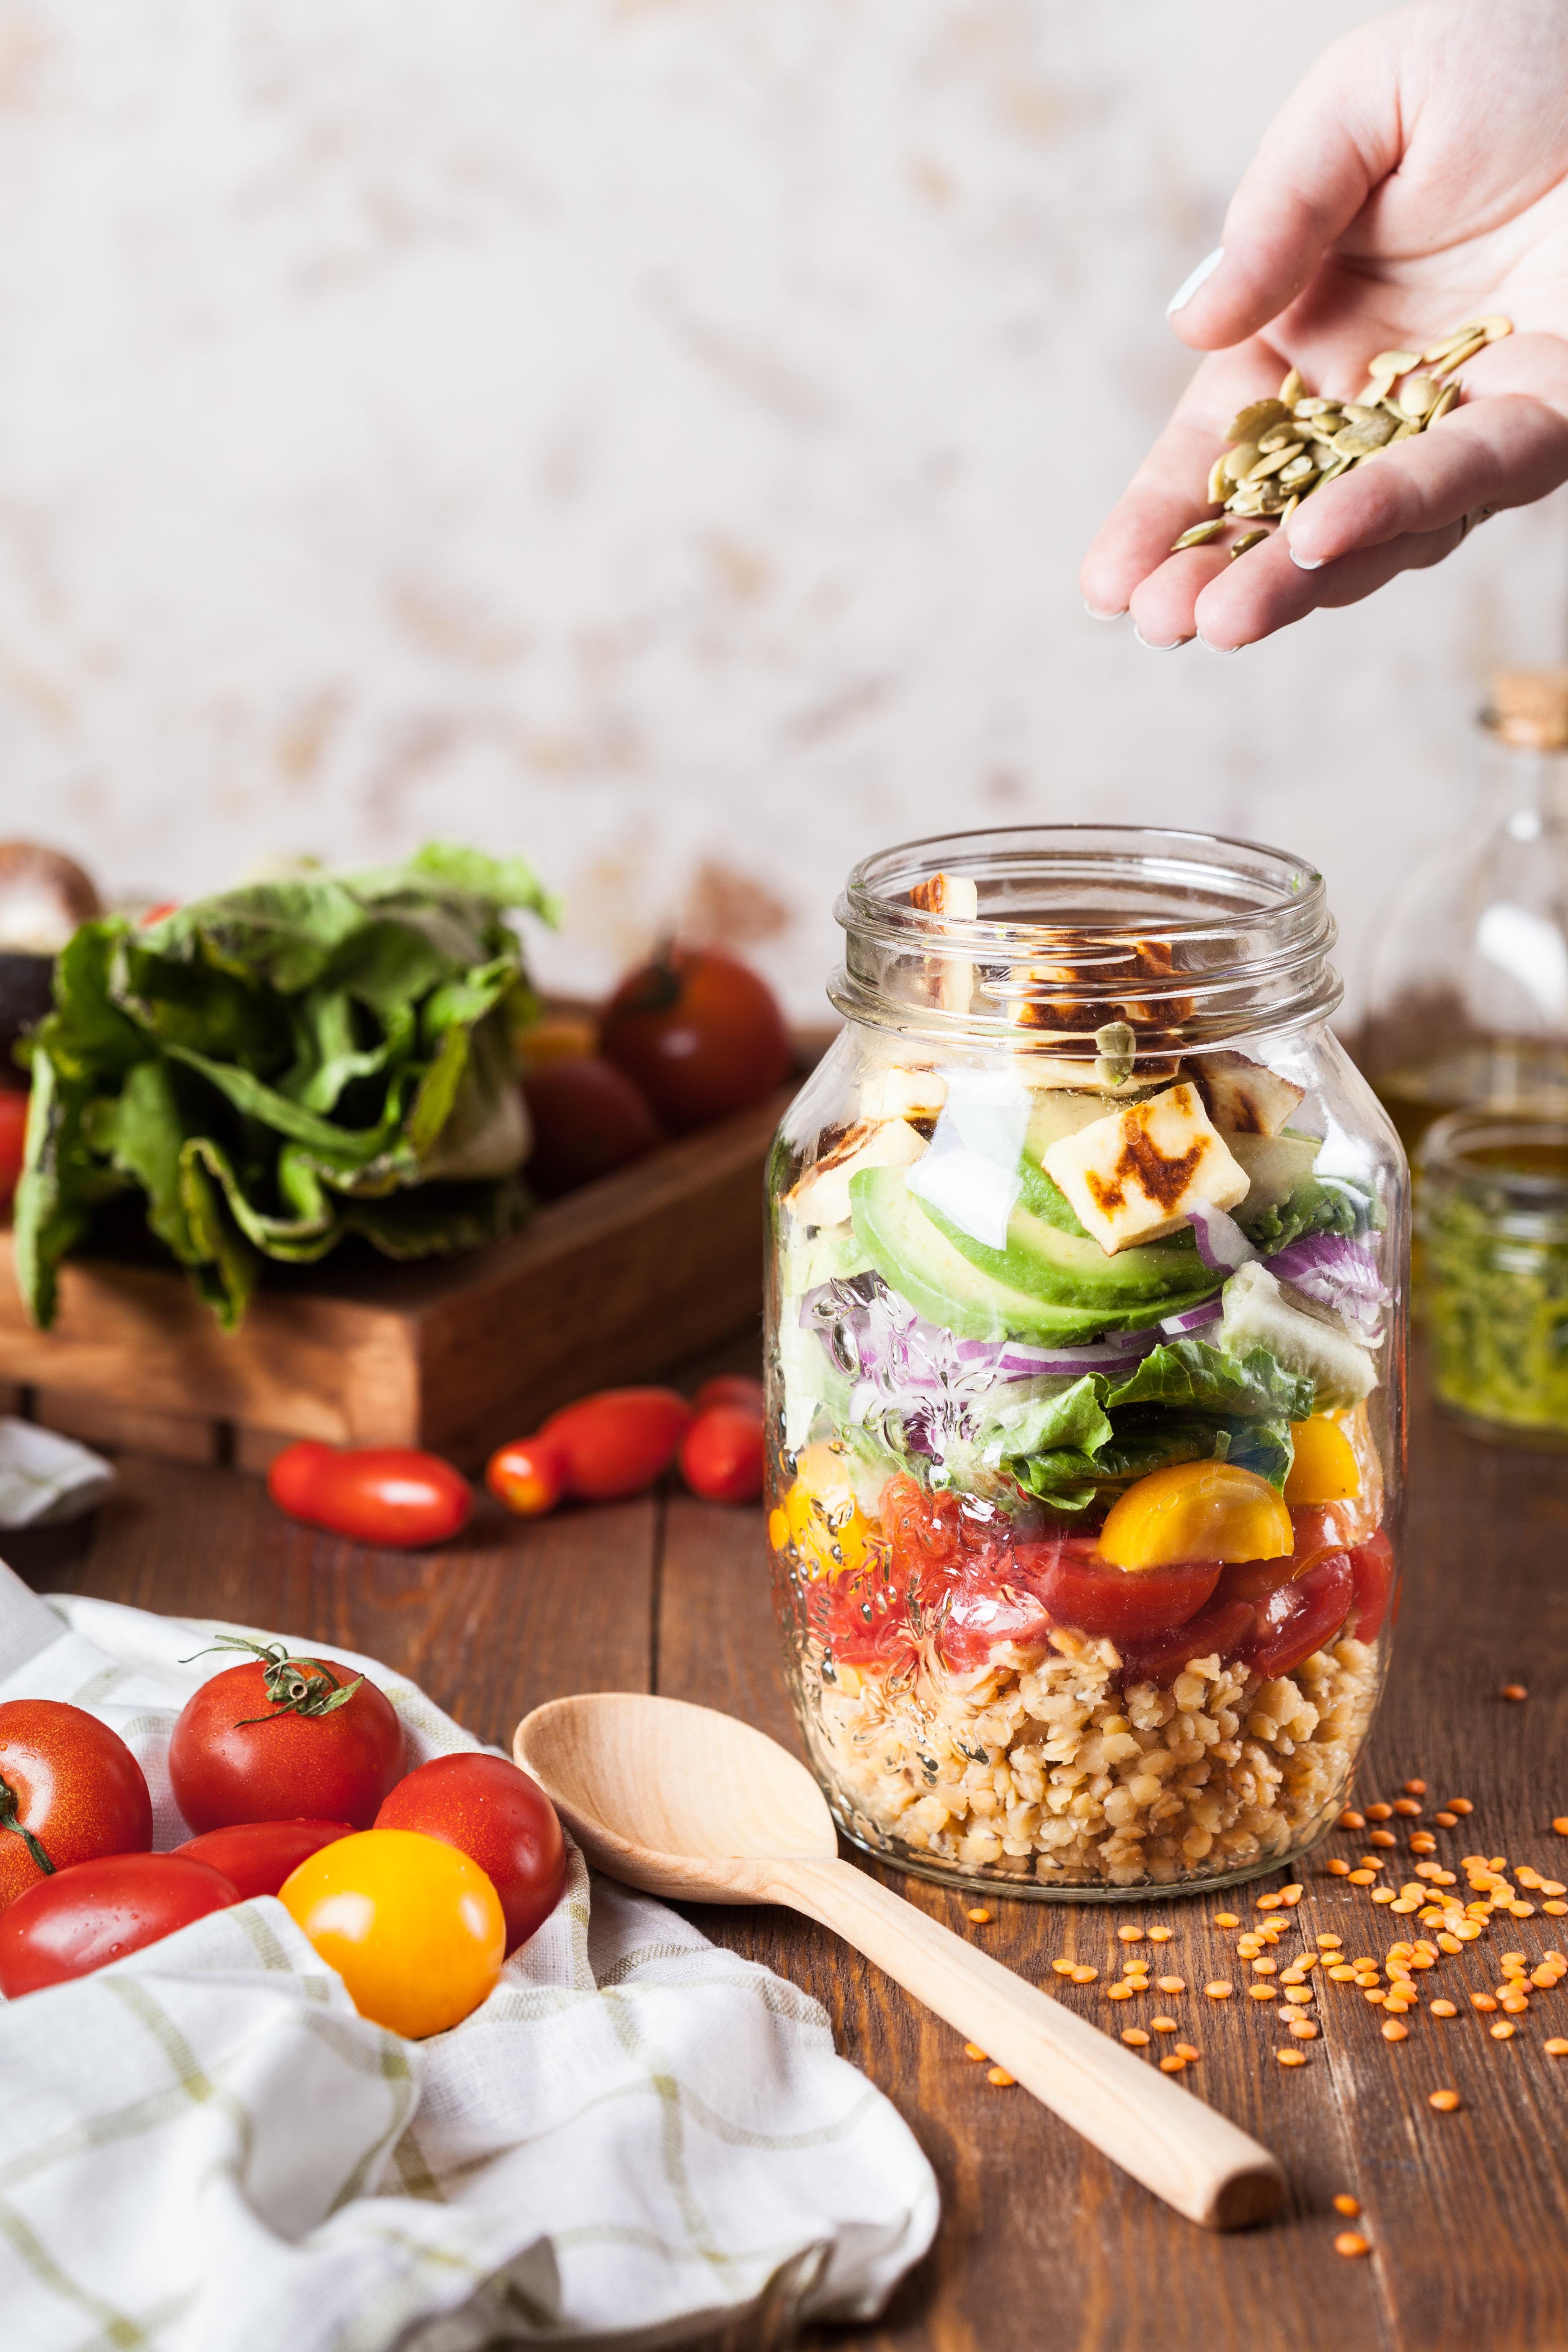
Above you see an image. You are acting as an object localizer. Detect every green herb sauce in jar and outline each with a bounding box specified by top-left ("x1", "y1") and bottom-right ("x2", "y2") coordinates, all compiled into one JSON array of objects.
[{"x1": 1417, "y1": 1113, "x2": 1568, "y2": 1444}]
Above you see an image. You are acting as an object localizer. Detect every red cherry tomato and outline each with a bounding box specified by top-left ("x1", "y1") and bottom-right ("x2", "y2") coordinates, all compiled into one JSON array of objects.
[
  {"x1": 694, "y1": 1375, "x2": 766, "y2": 1417},
  {"x1": 0, "y1": 1852, "x2": 240, "y2": 1996},
  {"x1": 600, "y1": 947, "x2": 792, "y2": 1133},
  {"x1": 173, "y1": 1818, "x2": 354, "y2": 1900},
  {"x1": 486, "y1": 1432, "x2": 568, "y2": 1519},
  {"x1": 375, "y1": 1754, "x2": 566, "y2": 1954},
  {"x1": 541, "y1": 1387, "x2": 693, "y2": 1502},
  {"x1": 268, "y1": 1442, "x2": 472, "y2": 1549},
  {"x1": 0, "y1": 1088, "x2": 27, "y2": 1214},
  {"x1": 1346, "y1": 1530, "x2": 1395, "y2": 1643},
  {"x1": 1236, "y1": 1550, "x2": 1355, "y2": 1679},
  {"x1": 521, "y1": 1057, "x2": 660, "y2": 1198},
  {"x1": 1014, "y1": 1541, "x2": 1222, "y2": 1644},
  {"x1": 0, "y1": 1700, "x2": 153, "y2": 1915},
  {"x1": 680, "y1": 1406, "x2": 766, "y2": 1505},
  {"x1": 168, "y1": 1640, "x2": 407, "y2": 1834}
]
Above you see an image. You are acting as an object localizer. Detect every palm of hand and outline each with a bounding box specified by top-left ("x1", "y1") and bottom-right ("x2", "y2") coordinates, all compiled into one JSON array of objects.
[{"x1": 1083, "y1": 0, "x2": 1568, "y2": 650}]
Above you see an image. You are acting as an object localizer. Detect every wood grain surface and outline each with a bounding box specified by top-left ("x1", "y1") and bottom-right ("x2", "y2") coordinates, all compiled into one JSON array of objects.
[{"x1": 7, "y1": 1359, "x2": 1566, "y2": 2351}]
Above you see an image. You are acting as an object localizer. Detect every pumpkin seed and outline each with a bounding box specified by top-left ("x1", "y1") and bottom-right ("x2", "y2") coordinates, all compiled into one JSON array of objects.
[
  {"x1": 1279, "y1": 367, "x2": 1305, "y2": 405},
  {"x1": 1230, "y1": 529, "x2": 1269, "y2": 557},
  {"x1": 1207, "y1": 453, "x2": 1230, "y2": 504},
  {"x1": 1279, "y1": 454, "x2": 1316, "y2": 484},
  {"x1": 1294, "y1": 397, "x2": 1338, "y2": 418},
  {"x1": 1223, "y1": 441, "x2": 1261, "y2": 482},
  {"x1": 1246, "y1": 442, "x2": 1305, "y2": 480},
  {"x1": 1428, "y1": 382, "x2": 1459, "y2": 424},
  {"x1": 1436, "y1": 333, "x2": 1486, "y2": 373},
  {"x1": 1225, "y1": 398, "x2": 1291, "y2": 442},
  {"x1": 1369, "y1": 349, "x2": 1421, "y2": 375},
  {"x1": 1171, "y1": 518, "x2": 1225, "y2": 552},
  {"x1": 1333, "y1": 417, "x2": 1396, "y2": 456}
]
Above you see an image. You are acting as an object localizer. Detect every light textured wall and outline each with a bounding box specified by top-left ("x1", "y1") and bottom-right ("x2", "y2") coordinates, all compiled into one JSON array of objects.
[{"x1": 0, "y1": 0, "x2": 1563, "y2": 1023}]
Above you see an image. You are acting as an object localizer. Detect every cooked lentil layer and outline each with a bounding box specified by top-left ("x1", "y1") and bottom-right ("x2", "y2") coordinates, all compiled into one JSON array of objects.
[{"x1": 799, "y1": 1632, "x2": 1382, "y2": 1889}]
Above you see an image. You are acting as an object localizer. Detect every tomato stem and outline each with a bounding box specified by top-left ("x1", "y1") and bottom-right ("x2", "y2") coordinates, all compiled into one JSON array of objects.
[
  {"x1": 0, "y1": 1770, "x2": 55, "y2": 1876},
  {"x1": 182, "y1": 1635, "x2": 365, "y2": 1727}
]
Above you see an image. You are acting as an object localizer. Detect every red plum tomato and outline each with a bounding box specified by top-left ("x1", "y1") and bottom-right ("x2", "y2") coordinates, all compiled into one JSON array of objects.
[
  {"x1": 173, "y1": 1818, "x2": 354, "y2": 1900},
  {"x1": 375, "y1": 1753, "x2": 566, "y2": 1953},
  {"x1": 0, "y1": 1852, "x2": 240, "y2": 1996},
  {"x1": 268, "y1": 1442, "x2": 472, "y2": 1549},
  {"x1": 1118, "y1": 1597, "x2": 1259, "y2": 1687},
  {"x1": 693, "y1": 1375, "x2": 766, "y2": 1418},
  {"x1": 521, "y1": 1057, "x2": 660, "y2": 1198},
  {"x1": 168, "y1": 1642, "x2": 407, "y2": 1834},
  {"x1": 541, "y1": 1387, "x2": 693, "y2": 1502},
  {"x1": 599, "y1": 947, "x2": 791, "y2": 1133},
  {"x1": 486, "y1": 1432, "x2": 568, "y2": 1519},
  {"x1": 0, "y1": 1088, "x2": 28, "y2": 1213},
  {"x1": 680, "y1": 1406, "x2": 766, "y2": 1505},
  {"x1": 0, "y1": 1700, "x2": 153, "y2": 1914}
]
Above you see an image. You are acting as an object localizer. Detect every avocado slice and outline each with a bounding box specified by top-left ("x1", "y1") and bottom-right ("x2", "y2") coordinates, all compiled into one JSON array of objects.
[{"x1": 850, "y1": 1166, "x2": 1221, "y2": 1343}]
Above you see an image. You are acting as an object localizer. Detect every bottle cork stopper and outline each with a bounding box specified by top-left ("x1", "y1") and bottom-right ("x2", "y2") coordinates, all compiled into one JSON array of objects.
[{"x1": 1488, "y1": 668, "x2": 1568, "y2": 749}]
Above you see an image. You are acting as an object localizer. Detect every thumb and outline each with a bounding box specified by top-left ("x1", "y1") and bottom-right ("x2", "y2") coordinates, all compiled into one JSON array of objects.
[{"x1": 1168, "y1": 32, "x2": 1403, "y2": 350}]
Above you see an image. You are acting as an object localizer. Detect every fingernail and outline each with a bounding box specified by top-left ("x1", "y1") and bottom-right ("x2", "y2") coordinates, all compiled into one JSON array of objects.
[
  {"x1": 1084, "y1": 600, "x2": 1125, "y2": 621},
  {"x1": 1288, "y1": 546, "x2": 1324, "y2": 571},
  {"x1": 1133, "y1": 627, "x2": 1193, "y2": 651},
  {"x1": 1197, "y1": 634, "x2": 1243, "y2": 654},
  {"x1": 1166, "y1": 246, "x2": 1224, "y2": 317}
]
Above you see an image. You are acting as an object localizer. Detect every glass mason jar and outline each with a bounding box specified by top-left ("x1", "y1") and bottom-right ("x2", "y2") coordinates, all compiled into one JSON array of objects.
[
  {"x1": 765, "y1": 826, "x2": 1407, "y2": 1900},
  {"x1": 1418, "y1": 1109, "x2": 1568, "y2": 1447}
]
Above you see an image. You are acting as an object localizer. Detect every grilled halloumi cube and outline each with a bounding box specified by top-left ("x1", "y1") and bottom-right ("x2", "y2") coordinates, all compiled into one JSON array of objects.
[
  {"x1": 859, "y1": 1063, "x2": 947, "y2": 1123},
  {"x1": 787, "y1": 1116, "x2": 927, "y2": 1229},
  {"x1": 910, "y1": 870, "x2": 976, "y2": 1014},
  {"x1": 1042, "y1": 1082, "x2": 1247, "y2": 1253},
  {"x1": 1185, "y1": 1050, "x2": 1305, "y2": 1136}
]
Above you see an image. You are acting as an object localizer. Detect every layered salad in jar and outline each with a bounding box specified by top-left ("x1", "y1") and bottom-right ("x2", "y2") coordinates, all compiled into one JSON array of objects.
[{"x1": 767, "y1": 921, "x2": 1398, "y2": 1896}]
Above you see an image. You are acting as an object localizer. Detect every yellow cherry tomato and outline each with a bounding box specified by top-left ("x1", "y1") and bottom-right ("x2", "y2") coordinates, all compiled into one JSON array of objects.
[
  {"x1": 280, "y1": 1827, "x2": 505, "y2": 2039},
  {"x1": 1099, "y1": 1460, "x2": 1294, "y2": 1570},
  {"x1": 1283, "y1": 1414, "x2": 1362, "y2": 1507},
  {"x1": 774, "y1": 1441, "x2": 874, "y2": 1581}
]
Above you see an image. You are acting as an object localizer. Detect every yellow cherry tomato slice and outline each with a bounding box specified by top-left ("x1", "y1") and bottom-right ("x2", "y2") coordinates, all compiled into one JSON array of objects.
[
  {"x1": 280, "y1": 1826, "x2": 505, "y2": 2038},
  {"x1": 775, "y1": 1442, "x2": 874, "y2": 1581},
  {"x1": 1283, "y1": 1414, "x2": 1362, "y2": 1506},
  {"x1": 1098, "y1": 1460, "x2": 1294, "y2": 1571}
]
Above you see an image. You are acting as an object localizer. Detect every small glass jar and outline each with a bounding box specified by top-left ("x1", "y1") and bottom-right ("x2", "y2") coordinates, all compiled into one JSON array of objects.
[
  {"x1": 765, "y1": 826, "x2": 1407, "y2": 1899},
  {"x1": 1418, "y1": 1110, "x2": 1568, "y2": 1446}
]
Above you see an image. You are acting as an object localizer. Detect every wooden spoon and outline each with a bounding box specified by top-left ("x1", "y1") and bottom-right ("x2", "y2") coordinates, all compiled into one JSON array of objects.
[{"x1": 515, "y1": 1692, "x2": 1284, "y2": 2231}]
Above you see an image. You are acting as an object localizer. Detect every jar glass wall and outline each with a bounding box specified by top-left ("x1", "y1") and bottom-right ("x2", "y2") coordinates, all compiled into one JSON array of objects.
[{"x1": 765, "y1": 827, "x2": 1407, "y2": 1899}]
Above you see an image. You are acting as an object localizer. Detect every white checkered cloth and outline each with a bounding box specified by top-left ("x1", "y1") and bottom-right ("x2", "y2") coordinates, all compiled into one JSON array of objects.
[{"x1": 0, "y1": 1565, "x2": 938, "y2": 2351}]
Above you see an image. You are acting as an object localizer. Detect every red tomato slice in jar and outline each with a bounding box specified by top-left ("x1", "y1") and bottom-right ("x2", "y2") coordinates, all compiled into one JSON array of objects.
[
  {"x1": 1346, "y1": 1530, "x2": 1395, "y2": 1643},
  {"x1": 1117, "y1": 1597, "x2": 1258, "y2": 1687},
  {"x1": 1014, "y1": 1541, "x2": 1222, "y2": 1645},
  {"x1": 1236, "y1": 1550, "x2": 1355, "y2": 1679}
]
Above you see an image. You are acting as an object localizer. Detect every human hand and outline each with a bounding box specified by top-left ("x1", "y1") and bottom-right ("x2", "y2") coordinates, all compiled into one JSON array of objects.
[{"x1": 1082, "y1": 0, "x2": 1568, "y2": 651}]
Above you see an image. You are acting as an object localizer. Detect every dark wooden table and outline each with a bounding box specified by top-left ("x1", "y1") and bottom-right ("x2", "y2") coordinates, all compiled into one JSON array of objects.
[{"x1": 9, "y1": 1359, "x2": 1567, "y2": 2352}]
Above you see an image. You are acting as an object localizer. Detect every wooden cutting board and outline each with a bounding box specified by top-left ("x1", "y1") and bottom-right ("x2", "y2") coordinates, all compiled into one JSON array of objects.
[{"x1": 0, "y1": 1085, "x2": 794, "y2": 1473}]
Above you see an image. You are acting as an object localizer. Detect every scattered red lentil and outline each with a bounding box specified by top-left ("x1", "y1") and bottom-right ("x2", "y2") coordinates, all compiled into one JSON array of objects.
[
  {"x1": 1289, "y1": 2019, "x2": 1319, "y2": 2039},
  {"x1": 1204, "y1": 1981, "x2": 1233, "y2": 1999},
  {"x1": 1369, "y1": 1830, "x2": 1398, "y2": 1849},
  {"x1": 1340, "y1": 1809, "x2": 1367, "y2": 1830},
  {"x1": 1501, "y1": 1684, "x2": 1528, "y2": 1702},
  {"x1": 1428, "y1": 2089, "x2": 1462, "y2": 2112},
  {"x1": 1147, "y1": 1925, "x2": 1173, "y2": 1943},
  {"x1": 1151, "y1": 2016, "x2": 1178, "y2": 2033},
  {"x1": 1214, "y1": 1912, "x2": 1240, "y2": 1928},
  {"x1": 1545, "y1": 2039, "x2": 1568, "y2": 2057},
  {"x1": 1278, "y1": 2049, "x2": 1307, "y2": 2066},
  {"x1": 1335, "y1": 2231, "x2": 1372, "y2": 2257},
  {"x1": 1106, "y1": 1983, "x2": 1134, "y2": 2002},
  {"x1": 1256, "y1": 1892, "x2": 1283, "y2": 1911},
  {"x1": 1371, "y1": 1888, "x2": 1398, "y2": 1905},
  {"x1": 1382, "y1": 2020, "x2": 1408, "y2": 2042},
  {"x1": 1348, "y1": 1869, "x2": 1378, "y2": 1885},
  {"x1": 1394, "y1": 1799, "x2": 1422, "y2": 1818},
  {"x1": 1316, "y1": 1932, "x2": 1343, "y2": 1949},
  {"x1": 1116, "y1": 1924, "x2": 1143, "y2": 1943},
  {"x1": 1071, "y1": 1965, "x2": 1098, "y2": 1984},
  {"x1": 1281, "y1": 1884, "x2": 1304, "y2": 1905},
  {"x1": 1333, "y1": 2194, "x2": 1362, "y2": 2217},
  {"x1": 1248, "y1": 1985, "x2": 1277, "y2": 2001},
  {"x1": 1173, "y1": 2042, "x2": 1200, "y2": 2062},
  {"x1": 1051, "y1": 1958, "x2": 1075, "y2": 1976},
  {"x1": 963, "y1": 2043, "x2": 987, "y2": 2060},
  {"x1": 1491, "y1": 2021, "x2": 1517, "y2": 2041},
  {"x1": 1472, "y1": 1994, "x2": 1498, "y2": 2012},
  {"x1": 1326, "y1": 1858, "x2": 1352, "y2": 1876},
  {"x1": 1121, "y1": 2027, "x2": 1150, "y2": 2047},
  {"x1": 1156, "y1": 1975, "x2": 1185, "y2": 1994},
  {"x1": 1434, "y1": 1812, "x2": 1457, "y2": 1828},
  {"x1": 966, "y1": 1907, "x2": 992, "y2": 1924},
  {"x1": 1366, "y1": 1803, "x2": 1393, "y2": 1821},
  {"x1": 1158, "y1": 2054, "x2": 1187, "y2": 2073},
  {"x1": 986, "y1": 2066, "x2": 1016, "y2": 2086},
  {"x1": 1554, "y1": 1818, "x2": 1568, "y2": 1836}
]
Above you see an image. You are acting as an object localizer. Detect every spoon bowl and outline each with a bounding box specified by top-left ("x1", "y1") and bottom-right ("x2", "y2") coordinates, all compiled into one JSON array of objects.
[{"x1": 516, "y1": 1691, "x2": 1285, "y2": 2232}]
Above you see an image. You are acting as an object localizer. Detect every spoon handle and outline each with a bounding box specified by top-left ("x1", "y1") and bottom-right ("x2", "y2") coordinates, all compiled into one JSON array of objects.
[{"x1": 771, "y1": 1855, "x2": 1283, "y2": 2231}]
